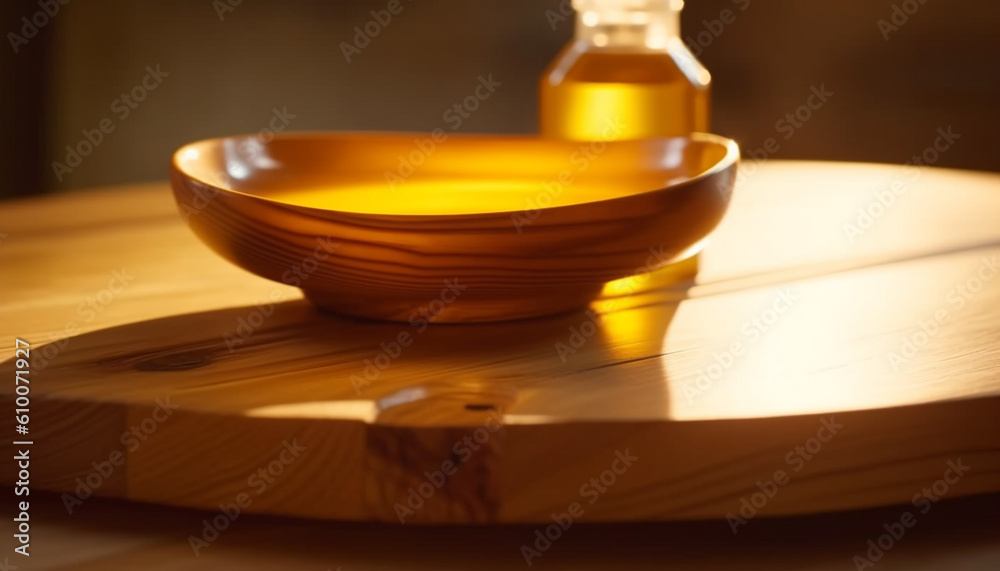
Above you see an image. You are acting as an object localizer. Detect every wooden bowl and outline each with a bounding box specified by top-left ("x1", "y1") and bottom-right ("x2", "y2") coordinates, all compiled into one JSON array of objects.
[{"x1": 170, "y1": 132, "x2": 739, "y2": 322}]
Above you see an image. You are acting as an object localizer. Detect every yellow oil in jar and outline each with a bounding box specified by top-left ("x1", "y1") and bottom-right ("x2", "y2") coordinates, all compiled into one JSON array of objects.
[
  {"x1": 540, "y1": 48, "x2": 710, "y2": 140},
  {"x1": 540, "y1": 0, "x2": 710, "y2": 141}
]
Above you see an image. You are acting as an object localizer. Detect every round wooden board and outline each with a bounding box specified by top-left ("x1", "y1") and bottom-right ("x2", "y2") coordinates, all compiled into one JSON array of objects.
[{"x1": 2, "y1": 161, "x2": 999, "y2": 523}]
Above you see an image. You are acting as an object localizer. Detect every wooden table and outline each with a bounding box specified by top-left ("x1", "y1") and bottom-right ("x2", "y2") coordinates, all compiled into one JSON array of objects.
[{"x1": 1, "y1": 161, "x2": 999, "y2": 565}]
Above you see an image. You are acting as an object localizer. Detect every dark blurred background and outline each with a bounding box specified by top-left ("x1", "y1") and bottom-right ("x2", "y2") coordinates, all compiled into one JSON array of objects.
[{"x1": 2, "y1": 0, "x2": 998, "y2": 197}]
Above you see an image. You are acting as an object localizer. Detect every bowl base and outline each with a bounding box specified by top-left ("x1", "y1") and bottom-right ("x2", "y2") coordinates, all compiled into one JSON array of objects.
[
  {"x1": 303, "y1": 287, "x2": 605, "y2": 324},
  {"x1": 303, "y1": 255, "x2": 701, "y2": 324}
]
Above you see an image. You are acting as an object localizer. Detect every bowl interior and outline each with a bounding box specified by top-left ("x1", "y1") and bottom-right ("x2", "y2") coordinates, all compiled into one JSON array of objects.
[{"x1": 174, "y1": 133, "x2": 735, "y2": 216}]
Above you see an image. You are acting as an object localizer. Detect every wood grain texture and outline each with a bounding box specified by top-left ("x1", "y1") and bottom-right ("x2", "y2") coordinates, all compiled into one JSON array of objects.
[{"x1": 1, "y1": 162, "x2": 999, "y2": 524}]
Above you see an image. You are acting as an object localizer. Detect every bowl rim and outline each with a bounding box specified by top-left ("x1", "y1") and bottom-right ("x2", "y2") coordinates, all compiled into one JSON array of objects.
[{"x1": 170, "y1": 131, "x2": 740, "y2": 220}]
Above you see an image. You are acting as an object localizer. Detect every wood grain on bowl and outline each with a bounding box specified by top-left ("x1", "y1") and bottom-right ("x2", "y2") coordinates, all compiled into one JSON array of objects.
[{"x1": 170, "y1": 133, "x2": 739, "y2": 322}]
